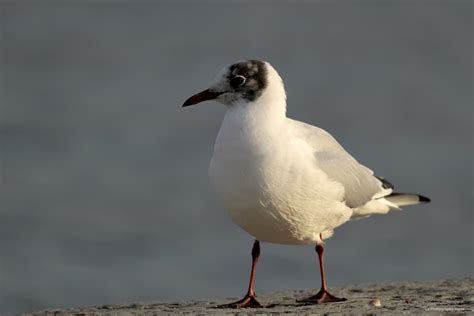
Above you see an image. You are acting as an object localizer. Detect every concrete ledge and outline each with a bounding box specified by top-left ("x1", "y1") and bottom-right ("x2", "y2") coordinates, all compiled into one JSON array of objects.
[{"x1": 24, "y1": 278, "x2": 473, "y2": 315}]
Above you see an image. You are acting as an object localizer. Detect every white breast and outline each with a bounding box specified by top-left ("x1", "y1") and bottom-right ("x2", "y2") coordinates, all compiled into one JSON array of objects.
[{"x1": 209, "y1": 102, "x2": 352, "y2": 245}]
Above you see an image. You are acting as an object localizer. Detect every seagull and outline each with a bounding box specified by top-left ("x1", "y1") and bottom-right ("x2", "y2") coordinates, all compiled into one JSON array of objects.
[{"x1": 182, "y1": 60, "x2": 430, "y2": 308}]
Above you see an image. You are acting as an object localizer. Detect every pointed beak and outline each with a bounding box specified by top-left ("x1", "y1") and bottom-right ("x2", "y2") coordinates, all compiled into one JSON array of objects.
[{"x1": 182, "y1": 89, "x2": 223, "y2": 107}]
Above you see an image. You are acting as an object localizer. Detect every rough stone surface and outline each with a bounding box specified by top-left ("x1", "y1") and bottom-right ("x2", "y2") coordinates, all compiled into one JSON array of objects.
[{"x1": 23, "y1": 278, "x2": 473, "y2": 315}]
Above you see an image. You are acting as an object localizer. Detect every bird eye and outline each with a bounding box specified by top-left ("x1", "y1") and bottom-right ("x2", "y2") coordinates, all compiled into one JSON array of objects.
[{"x1": 230, "y1": 75, "x2": 246, "y2": 87}]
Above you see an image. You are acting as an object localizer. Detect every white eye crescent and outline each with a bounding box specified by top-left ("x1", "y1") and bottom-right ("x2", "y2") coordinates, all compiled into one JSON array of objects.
[{"x1": 230, "y1": 75, "x2": 246, "y2": 87}]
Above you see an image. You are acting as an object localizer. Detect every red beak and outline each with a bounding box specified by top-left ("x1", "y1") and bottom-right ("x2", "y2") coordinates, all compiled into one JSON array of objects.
[{"x1": 182, "y1": 89, "x2": 223, "y2": 107}]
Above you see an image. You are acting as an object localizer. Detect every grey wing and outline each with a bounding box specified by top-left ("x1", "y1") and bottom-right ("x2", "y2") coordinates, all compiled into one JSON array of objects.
[{"x1": 289, "y1": 119, "x2": 391, "y2": 208}]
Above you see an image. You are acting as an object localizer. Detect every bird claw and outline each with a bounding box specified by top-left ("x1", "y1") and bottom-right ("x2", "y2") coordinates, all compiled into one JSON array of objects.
[
  {"x1": 218, "y1": 294, "x2": 263, "y2": 308},
  {"x1": 298, "y1": 288, "x2": 347, "y2": 304}
]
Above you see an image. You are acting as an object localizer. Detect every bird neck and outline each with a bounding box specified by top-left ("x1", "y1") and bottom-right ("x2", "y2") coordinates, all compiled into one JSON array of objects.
[
  {"x1": 227, "y1": 98, "x2": 286, "y2": 138},
  {"x1": 227, "y1": 68, "x2": 288, "y2": 132}
]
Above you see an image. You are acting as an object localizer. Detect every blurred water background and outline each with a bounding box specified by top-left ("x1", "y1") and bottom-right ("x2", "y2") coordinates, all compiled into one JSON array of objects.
[{"x1": 0, "y1": 1, "x2": 472, "y2": 314}]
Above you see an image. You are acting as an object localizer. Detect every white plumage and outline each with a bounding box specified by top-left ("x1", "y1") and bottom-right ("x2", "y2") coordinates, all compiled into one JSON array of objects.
[
  {"x1": 190, "y1": 61, "x2": 428, "y2": 245},
  {"x1": 183, "y1": 60, "x2": 429, "y2": 307}
]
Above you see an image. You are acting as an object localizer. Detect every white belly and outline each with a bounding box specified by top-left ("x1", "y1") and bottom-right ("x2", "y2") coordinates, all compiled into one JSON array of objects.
[{"x1": 209, "y1": 131, "x2": 351, "y2": 245}]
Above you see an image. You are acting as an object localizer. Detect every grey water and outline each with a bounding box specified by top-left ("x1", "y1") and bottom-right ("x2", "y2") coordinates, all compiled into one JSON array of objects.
[{"x1": 0, "y1": 2, "x2": 472, "y2": 315}]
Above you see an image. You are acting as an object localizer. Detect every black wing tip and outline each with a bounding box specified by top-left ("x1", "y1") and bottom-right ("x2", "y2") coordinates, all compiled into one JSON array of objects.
[
  {"x1": 376, "y1": 176, "x2": 394, "y2": 190},
  {"x1": 387, "y1": 192, "x2": 431, "y2": 204},
  {"x1": 418, "y1": 195, "x2": 431, "y2": 203}
]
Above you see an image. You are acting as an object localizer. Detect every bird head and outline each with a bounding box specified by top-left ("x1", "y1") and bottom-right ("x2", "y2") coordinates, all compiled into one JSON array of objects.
[{"x1": 182, "y1": 60, "x2": 270, "y2": 107}]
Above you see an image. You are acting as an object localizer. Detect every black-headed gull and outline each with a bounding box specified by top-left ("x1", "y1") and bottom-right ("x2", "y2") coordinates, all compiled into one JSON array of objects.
[{"x1": 183, "y1": 60, "x2": 430, "y2": 308}]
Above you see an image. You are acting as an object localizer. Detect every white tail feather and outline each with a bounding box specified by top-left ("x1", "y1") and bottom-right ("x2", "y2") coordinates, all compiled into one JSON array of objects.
[{"x1": 351, "y1": 193, "x2": 430, "y2": 219}]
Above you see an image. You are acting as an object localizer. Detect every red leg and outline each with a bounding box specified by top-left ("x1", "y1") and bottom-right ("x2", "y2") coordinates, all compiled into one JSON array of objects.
[
  {"x1": 219, "y1": 240, "x2": 263, "y2": 308},
  {"x1": 299, "y1": 241, "x2": 347, "y2": 304}
]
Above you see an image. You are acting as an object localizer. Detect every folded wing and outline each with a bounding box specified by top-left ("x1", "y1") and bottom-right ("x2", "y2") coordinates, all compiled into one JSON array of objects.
[{"x1": 289, "y1": 119, "x2": 391, "y2": 208}]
